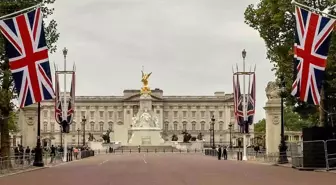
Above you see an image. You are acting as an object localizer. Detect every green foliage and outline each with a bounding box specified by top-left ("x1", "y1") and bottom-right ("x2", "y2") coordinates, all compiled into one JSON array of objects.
[
  {"x1": 254, "y1": 105, "x2": 316, "y2": 132},
  {"x1": 254, "y1": 118, "x2": 265, "y2": 133},
  {"x1": 244, "y1": 0, "x2": 336, "y2": 120}
]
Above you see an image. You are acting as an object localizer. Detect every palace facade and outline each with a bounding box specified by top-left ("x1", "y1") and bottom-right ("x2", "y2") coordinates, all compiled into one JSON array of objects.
[{"x1": 19, "y1": 88, "x2": 255, "y2": 148}]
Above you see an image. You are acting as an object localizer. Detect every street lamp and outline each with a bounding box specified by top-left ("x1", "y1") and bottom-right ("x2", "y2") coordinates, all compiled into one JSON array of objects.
[
  {"x1": 82, "y1": 116, "x2": 87, "y2": 146},
  {"x1": 33, "y1": 103, "x2": 43, "y2": 167},
  {"x1": 211, "y1": 115, "x2": 215, "y2": 149},
  {"x1": 60, "y1": 125, "x2": 63, "y2": 147},
  {"x1": 77, "y1": 128, "x2": 81, "y2": 147},
  {"x1": 278, "y1": 75, "x2": 288, "y2": 164},
  {"x1": 229, "y1": 123, "x2": 233, "y2": 148}
]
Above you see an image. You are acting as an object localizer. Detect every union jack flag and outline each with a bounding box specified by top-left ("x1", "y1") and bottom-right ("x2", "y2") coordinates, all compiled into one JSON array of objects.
[
  {"x1": 247, "y1": 73, "x2": 256, "y2": 125},
  {"x1": 67, "y1": 71, "x2": 75, "y2": 124},
  {"x1": 54, "y1": 73, "x2": 62, "y2": 124},
  {"x1": 233, "y1": 74, "x2": 244, "y2": 127},
  {"x1": 291, "y1": 6, "x2": 335, "y2": 105},
  {"x1": 0, "y1": 8, "x2": 54, "y2": 108}
]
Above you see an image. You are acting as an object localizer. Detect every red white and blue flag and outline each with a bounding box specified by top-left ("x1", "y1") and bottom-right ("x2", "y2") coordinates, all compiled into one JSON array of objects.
[
  {"x1": 54, "y1": 73, "x2": 63, "y2": 124},
  {"x1": 233, "y1": 74, "x2": 244, "y2": 127},
  {"x1": 0, "y1": 7, "x2": 54, "y2": 108},
  {"x1": 247, "y1": 73, "x2": 256, "y2": 124},
  {"x1": 291, "y1": 6, "x2": 335, "y2": 105},
  {"x1": 67, "y1": 71, "x2": 75, "y2": 124}
]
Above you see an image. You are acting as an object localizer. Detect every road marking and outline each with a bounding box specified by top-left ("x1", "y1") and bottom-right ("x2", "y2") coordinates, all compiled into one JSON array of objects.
[
  {"x1": 143, "y1": 154, "x2": 147, "y2": 164},
  {"x1": 99, "y1": 160, "x2": 109, "y2": 165}
]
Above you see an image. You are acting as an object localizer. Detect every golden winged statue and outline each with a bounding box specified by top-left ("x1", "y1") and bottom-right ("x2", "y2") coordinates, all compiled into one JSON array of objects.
[{"x1": 141, "y1": 70, "x2": 152, "y2": 94}]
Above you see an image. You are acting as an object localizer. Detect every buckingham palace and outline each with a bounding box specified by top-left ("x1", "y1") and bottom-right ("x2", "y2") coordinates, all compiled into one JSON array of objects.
[{"x1": 18, "y1": 88, "x2": 254, "y2": 148}]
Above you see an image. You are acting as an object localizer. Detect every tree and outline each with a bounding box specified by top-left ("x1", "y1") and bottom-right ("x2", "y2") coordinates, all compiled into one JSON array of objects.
[
  {"x1": 254, "y1": 105, "x2": 315, "y2": 133},
  {"x1": 244, "y1": 0, "x2": 336, "y2": 126},
  {"x1": 0, "y1": 0, "x2": 59, "y2": 160}
]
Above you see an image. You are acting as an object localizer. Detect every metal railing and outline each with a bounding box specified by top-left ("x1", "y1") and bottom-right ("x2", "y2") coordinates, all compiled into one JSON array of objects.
[{"x1": 0, "y1": 150, "x2": 95, "y2": 175}]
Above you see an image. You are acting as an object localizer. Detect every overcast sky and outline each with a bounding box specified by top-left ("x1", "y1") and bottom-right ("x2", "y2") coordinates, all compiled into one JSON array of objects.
[{"x1": 48, "y1": 0, "x2": 275, "y2": 122}]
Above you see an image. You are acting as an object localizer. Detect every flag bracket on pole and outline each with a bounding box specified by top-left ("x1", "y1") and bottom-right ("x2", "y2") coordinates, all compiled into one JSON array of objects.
[{"x1": 292, "y1": 0, "x2": 336, "y2": 19}]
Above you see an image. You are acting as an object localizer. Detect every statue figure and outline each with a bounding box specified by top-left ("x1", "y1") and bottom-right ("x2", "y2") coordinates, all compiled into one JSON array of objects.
[
  {"x1": 265, "y1": 81, "x2": 280, "y2": 100},
  {"x1": 197, "y1": 132, "x2": 204, "y2": 140},
  {"x1": 171, "y1": 134, "x2": 178, "y2": 141},
  {"x1": 132, "y1": 116, "x2": 139, "y2": 127},
  {"x1": 102, "y1": 129, "x2": 111, "y2": 143},
  {"x1": 182, "y1": 130, "x2": 192, "y2": 143},
  {"x1": 88, "y1": 133, "x2": 95, "y2": 141},
  {"x1": 141, "y1": 69, "x2": 152, "y2": 94},
  {"x1": 139, "y1": 111, "x2": 151, "y2": 128}
]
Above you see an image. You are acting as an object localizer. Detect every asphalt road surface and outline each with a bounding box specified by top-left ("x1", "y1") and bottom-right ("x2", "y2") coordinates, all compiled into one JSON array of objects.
[{"x1": 0, "y1": 153, "x2": 335, "y2": 185}]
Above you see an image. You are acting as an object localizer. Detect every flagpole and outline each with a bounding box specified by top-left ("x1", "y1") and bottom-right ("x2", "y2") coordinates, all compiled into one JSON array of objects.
[
  {"x1": 0, "y1": 3, "x2": 42, "y2": 20},
  {"x1": 291, "y1": 0, "x2": 336, "y2": 19},
  {"x1": 62, "y1": 47, "x2": 68, "y2": 162},
  {"x1": 242, "y1": 49, "x2": 248, "y2": 161}
]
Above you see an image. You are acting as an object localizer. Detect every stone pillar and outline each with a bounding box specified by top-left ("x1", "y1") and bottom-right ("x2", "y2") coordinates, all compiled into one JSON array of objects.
[{"x1": 264, "y1": 81, "x2": 281, "y2": 155}]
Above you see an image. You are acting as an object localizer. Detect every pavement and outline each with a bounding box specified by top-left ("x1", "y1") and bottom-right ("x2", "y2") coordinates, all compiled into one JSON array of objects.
[{"x1": 0, "y1": 153, "x2": 335, "y2": 185}]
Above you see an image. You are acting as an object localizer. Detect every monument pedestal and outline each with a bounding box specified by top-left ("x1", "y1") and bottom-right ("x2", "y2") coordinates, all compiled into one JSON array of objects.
[{"x1": 128, "y1": 128, "x2": 164, "y2": 146}]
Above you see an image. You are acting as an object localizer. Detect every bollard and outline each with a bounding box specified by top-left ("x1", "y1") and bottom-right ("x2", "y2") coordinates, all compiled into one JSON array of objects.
[
  {"x1": 172, "y1": 149, "x2": 173, "y2": 153},
  {"x1": 195, "y1": 148, "x2": 196, "y2": 153},
  {"x1": 164, "y1": 149, "x2": 165, "y2": 153},
  {"x1": 187, "y1": 149, "x2": 189, "y2": 153},
  {"x1": 155, "y1": 149, "x2": 157, "y2": 153},
  {"x1": 130, "y1": 149, "x2": 132, "y2": 153},
  {"x1": 147, "y1": 149, "x2": 149, "y2": 153},
  {"x1": 122, "y1": 149, "x2": 123, "y2": 153},
  {"x1": 179, "y1": 149, "x2": 181, "y2": 153}
]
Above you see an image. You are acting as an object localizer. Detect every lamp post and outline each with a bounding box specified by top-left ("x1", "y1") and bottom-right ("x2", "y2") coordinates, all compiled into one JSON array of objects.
[
  {"x1": 211, "y1": 115, "x2": 215, "y2": 149},
  {"x1": 60, "y1": 125, "x2": 63, "y2": 147},
  {"x1": 77, "y1": 128, "x2": 80, "y2": 147},
  {"x1": 33, "y1": 103, "x2": 43, "y2": 167},
  {"x1": 229, "y1": 123, "x2": 233, "y2": 148},
  {"x1": 278, "y1": 75, "x2": 288, "y2": 164},
  {"x1": 82, "y1": 116, "x2": 87, "y2": 146}
]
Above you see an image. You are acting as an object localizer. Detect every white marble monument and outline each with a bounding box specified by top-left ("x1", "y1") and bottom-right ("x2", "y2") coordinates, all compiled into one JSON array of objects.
[
  {"x1": 128, "y1": 93, "x2": 164, "y2": 146},
  {"x1": 264, "y1": 81, "x2": 281, "y2": 155}
]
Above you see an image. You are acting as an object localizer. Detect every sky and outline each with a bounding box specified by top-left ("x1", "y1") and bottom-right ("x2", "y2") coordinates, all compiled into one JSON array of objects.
[{"x1": 48, "y1": 0, "x2": 275, "y2": 122}]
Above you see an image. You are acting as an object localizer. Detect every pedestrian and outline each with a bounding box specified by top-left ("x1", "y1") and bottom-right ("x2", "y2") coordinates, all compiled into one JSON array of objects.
[
  {"x1": 223, "y1": 146, "x2": 228, "y2": 160},
  {"x1": 217, "y1": 145, "x2": 222, "y2": 160},
  {"x1": 25, "y1": 146, "x2": 31, "y2": 164},
  {"x1": 50, "y1": 145, "x2": 56, "y2": 163}
]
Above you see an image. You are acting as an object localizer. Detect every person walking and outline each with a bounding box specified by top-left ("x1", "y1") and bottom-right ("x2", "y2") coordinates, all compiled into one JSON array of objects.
[
  {"x1": 217, "y1": 145, "x2": 222, "y2": 160},
  {"x1": 50, "y1": 145, "x2": 56, "y2": 163},
  {"x1": 223, "y1": 146, "x2": 228, "y2": 160}
]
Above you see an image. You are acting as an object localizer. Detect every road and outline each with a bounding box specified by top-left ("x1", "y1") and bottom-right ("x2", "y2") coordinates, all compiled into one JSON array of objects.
[{"x1": 0, "y1": 153, "x2": 335, "y2": 185}]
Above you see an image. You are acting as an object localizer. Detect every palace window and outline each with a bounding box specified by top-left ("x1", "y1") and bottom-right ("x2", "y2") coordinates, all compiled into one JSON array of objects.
[
  {"x1": 99, "y1": 111, "x2": 104, "y2": 119},
  {"x1": 118, "y1": 111, "x2": 123, "y2": 119},
  {"x1": 99, "y1": 123, "x2": 104, "y2": 131},
  {"x1": 43, "y1": 123, "x2": 47, "y2": 132},
  {"x1": 182, "y1": 122, "x2": 187, "y2": 130},
  {"x1": 164, "y1": 123, "x2": 169, "y2": 131},
  {"x1": 51, "y1": 123, "x2": 55, "y2": 132},
  {"x1": 192, "y1": 111, "x2": 196, "y2": 118},
  {"x1": 90, "y1": 123, "x2": 94, "y2": 131},
  {"x1": 219, "y1": 111, "x2": 223, "y2": 118},
  {"x1": 164, "y1": 111, "x2": 168, "y2": 118},
  {"x1": 174, "y1": 111, "x2": 178, "y2": 118},
  {"x1": 201, "y1": 111, "x2": 205, "y2": 118},
  {"x1": 183, "y1": 111, "x2": 187, "y2": 118},
  {"x1": 43, "y1": 110, "x2": 48, "y2": 118},
  {"x1": 201, "y1": 122, "x2": 205, "y2": 130},
  {"x1": 108, "y1": 122, "x2": 113, "y2": 131},
  {"x1": 192, "y1": 123, "x2": 196, "y2": 130},
  {"x1": 173, "y1": 123, "x2": 177, "y2": 130},
  {"x1": 81, "y1": 111, "x2": 86, "y2": 118},
  {"x1": 90, "y1": 111, "x2": 95, "y2": 119},
  {"x1": 219, "y1": 123, "x2": 223, "y2": 130},
  {"x1": 210, "y1": 111, "x2": 214, "y2": 117},
  {"x1": 108, "y1": 111, "x2": 113, "y2": 119},
  {"x1": 50, "y1": 111, "x2": 54, "y2": 117}
]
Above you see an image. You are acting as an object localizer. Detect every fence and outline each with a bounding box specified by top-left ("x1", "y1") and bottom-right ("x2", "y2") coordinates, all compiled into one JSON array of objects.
[{"x1": 0, "y1": 150, "x2": 95, "y2": 175}]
